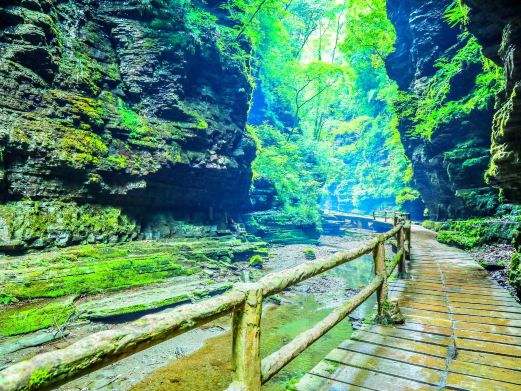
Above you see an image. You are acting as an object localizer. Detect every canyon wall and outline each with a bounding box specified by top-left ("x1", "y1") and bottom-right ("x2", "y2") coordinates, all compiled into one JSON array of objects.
[
  {"x1": 0, "y1": 0, "x2": 255, "y2": 250},
  {"x1": 386, "y1": 0, "x2": 499, "y2": 220},
  {"x1": 463, "y1": 0, "x2": 521, "y2": 204}
]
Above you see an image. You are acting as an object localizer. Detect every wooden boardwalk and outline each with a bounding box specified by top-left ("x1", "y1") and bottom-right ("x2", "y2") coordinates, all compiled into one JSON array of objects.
[{"x1": 298, "y1": 225, "x2": 521, "y2": 390}]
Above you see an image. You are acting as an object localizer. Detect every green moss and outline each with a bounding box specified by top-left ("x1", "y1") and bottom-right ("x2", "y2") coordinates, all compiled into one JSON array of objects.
[
  {"x1": 0, "y1": 296, "x2": 76, "y2": 337},
  {"x1": 0, "y1": 201, "x2": 138, "y2": 251},
  {"x1": 27, "y1": 369, "x2": 50, "y2": 390},
  {"x1": 509, "y1": 252, "x2": 521, "y2": 294},
  {"x1": 106, "y1": 153, "x2": 128, "y2": 169},
  {"x1": 303, "y1": 248, "x2": 316, "y2": 260},
  {"x1": 59, "y1": 130, "x2": 108, "y2": 167},
  {"x1": 4, "y1": 254, "x2": 194, "y2": 298},
  {"x1": 248, "y1": 254, "x2": 264, "y2": 267},
  {"x1": 429, "y1": 217, "x2": 521, "y2": 249},
  {"x1": 117, "y1": 98, "x2": 160, "y2": 148},
  {"x1": 2, "y1": 236, "x2": 265, "y2": 299}
]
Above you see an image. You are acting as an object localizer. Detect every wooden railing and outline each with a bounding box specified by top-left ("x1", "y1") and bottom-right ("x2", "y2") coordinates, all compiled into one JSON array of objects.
[
  {"x1": 0, "y1": 215, "x2": 411, "y2": 391},
  {"x1": 373, "y1": 209, "x2": 411, "y2": 224}
]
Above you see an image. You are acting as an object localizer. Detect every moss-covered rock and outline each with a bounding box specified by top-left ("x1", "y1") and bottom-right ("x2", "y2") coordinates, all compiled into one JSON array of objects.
[
  {"x1": 0, "y1": 236, "x2": 267, "y2": 299},
  {"x1": 0, "y1": 295, "x2": 76, "y2": 337},
  {"x1": 508, "y1": 228, "x2": 521, "y2": 295},
  {"x1": 509, "y1": 251, "x2": 521, "y2": 295},
  {"x1": 426, "y1": 217, "x2": 521, "y2": 249},
  {"x1": 0, "y1": 0, "x2": 255, "y2": 240},
  {"x1": 242, "y1": 210, "x2": 320, "y2": 245},
  {"x1": 0, "y1": 201, "x2": 138, "y2": 252},
  {"x1": 427, "y1": 218, "x2": 521, "y2": 248}
]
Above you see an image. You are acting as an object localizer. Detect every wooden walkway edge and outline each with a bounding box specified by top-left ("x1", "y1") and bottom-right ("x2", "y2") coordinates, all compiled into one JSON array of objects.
[{"x1": 297, "y1": 225, "x2": 521, "y2": 390}]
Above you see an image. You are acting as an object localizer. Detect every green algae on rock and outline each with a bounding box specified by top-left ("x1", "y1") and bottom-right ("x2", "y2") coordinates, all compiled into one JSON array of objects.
[
  {"x1": 0, "y1": 201, "x2": 138, "y2": 252},
  {"x1": 78, "y1": 281, "x2": 233, "y2": 320},
  {"x1": 0, "y1": 295, "x2": 77, "y2": 337},
  {"x1": 0, "y1": 236, "x2": 267, "y2": 300},
  {"x1": 0, "y1": 0, "x2": 256, "y2": 250}
]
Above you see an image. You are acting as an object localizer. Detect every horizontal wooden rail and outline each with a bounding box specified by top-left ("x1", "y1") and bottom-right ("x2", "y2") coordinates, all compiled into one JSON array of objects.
[
  {"x1": 0, "y1": 214, "x2": 412, "y2": 391},
  {"x1": 373, "y1": 209, "x2": 411, "y2": 224},
  {"x1": 0, "y1": 290, "x2": 246, "y2": 391},
  {"x1": 257, "y1": 238, "x2": 378, "y2": 297},
  {"x1": 260, "y1": 275, "x2": 384, "y2": 383}
]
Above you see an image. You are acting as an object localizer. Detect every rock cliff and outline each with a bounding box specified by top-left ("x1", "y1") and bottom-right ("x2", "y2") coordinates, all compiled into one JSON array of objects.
[
  {"x1": 0, "y1": 0, "x2": 255, "y2": 250},
  {"x1": 463, "y1": 0, "x2": 521, "y2": 204},
  {"x1": 386, "y1": 0, "x2": 499, "y2": 220}
]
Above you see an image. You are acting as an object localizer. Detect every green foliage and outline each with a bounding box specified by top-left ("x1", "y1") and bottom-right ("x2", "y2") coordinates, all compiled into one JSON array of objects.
[
  {"x1": 427, "y1": 216, "x2": 521, "y2": 249},
  {"x1": 236, "y1": 0, "x2": 416, "y2": 215},
  {"x1": 422, "y1": 220, "x2": 444, "y2": 231},
  {"x1": 28, "y1": 369, "x2": 51, "y2": 389},
  {"x1": 117, "y1": 98, "x2": 159, "y2": 148},
  {"x1": 509, "y1": 252, "x2": 521, "y2": 293},
  {"x1": 397, "y1": 3, "x2": 504, "y2": 140},
  {"x1": 250, "y1": 124, "x2": 328, "y2": 225},
  {"x1": 444, "y1": 0, "x2": 470, "y2": 27}
]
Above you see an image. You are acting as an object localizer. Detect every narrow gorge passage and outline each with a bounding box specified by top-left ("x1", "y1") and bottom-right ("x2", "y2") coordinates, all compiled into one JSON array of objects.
[{"x1": 1, "y1": 0, "x2": 521, "y2": 390}]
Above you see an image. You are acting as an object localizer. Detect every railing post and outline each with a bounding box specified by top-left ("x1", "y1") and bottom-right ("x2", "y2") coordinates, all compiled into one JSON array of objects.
[
  {"x1": 398, "y1": 226, "x2": 407, "y2": 278},
  {"x1": 229, "y1": 286, "x2": 262, "y2": 391},
  {"x1": 393, "y1": 214, "x2": 398, "y2": 227},
  {"x1": 373, "y1": 235, "x2": 388, "y2": 318},
  {"x1": 405, "y1": 222, "x2": 411, "y2": 260}
]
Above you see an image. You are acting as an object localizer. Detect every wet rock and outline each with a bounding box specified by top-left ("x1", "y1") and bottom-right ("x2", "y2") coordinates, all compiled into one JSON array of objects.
[
  {"x1": 463, "y1": 0, "x2": 521, "y2": 203},
  {"x1": 78, "y1": 281, "x2": 233, "y2": 320},
  {"x1": 373, "y1": 299, "x2": 405, "y2": 325},
  {"x1": 0, "y1": 0, "x2": 255, "y2": 250},
  {"x1": 386, "y1": 0, "x2": 499, "y2": 219}
]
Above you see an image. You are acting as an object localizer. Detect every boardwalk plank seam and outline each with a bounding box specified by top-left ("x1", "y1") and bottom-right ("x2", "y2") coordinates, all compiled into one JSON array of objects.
[{"x1": 299, "y1": 225, "x2": 521, "y2": 390}]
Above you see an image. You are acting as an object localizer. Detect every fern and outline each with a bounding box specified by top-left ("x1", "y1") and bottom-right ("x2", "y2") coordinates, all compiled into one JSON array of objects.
[{"x1": 444, "y1": 0, "x2": 470, "y2": 28}]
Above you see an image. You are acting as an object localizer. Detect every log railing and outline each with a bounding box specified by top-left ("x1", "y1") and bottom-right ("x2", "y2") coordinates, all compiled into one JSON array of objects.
[
  {"x1": 373, "y1": 209, "x2": 411, "y2": 224},
  {"x1": 0, "y1": 215, "x2": 412, "y2": 391}
]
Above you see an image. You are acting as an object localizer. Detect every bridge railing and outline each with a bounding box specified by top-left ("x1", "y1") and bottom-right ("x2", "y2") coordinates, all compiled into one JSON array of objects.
[
  {"x1": 373, "y1": 209, "x2": 411, "y2": 223},
  {"x1": 0, "y1": 216, "x2": 412, "y2": 391}
]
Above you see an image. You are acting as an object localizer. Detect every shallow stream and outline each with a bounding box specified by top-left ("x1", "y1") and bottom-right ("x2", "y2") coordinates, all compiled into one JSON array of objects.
[{"x1": 130, "y1": 233, "x2": 377, "y2": 391}]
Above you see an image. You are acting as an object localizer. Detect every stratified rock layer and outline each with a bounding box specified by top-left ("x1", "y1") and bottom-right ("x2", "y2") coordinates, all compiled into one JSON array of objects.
[
  {"x1": 386, "y1": 0, "x2": 498, "y2": 220},
  {"x1": 463, "y1": 0, "x2": 521, "y2": 204},
  {"x1": 0, "y1": 0, "x2": 254, "y2": 212}
]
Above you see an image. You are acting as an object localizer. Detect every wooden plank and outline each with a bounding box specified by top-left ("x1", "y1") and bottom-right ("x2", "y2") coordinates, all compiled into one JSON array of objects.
[
  {"x1": 447, "y1": 372, "x2": 521, "y2": 391},
  {"x1": 326, "y1": 349, "x2": 443, "y2": 384},
  {"x1": 449, "y1": 360, "x2": 521, "y2": 385},
  {"x1": 337, "y1": 341, "x2": 446, "y2": 370},
  {"x1": 309, "y1": 361, "x2": 438, "y2": 391},
  {"x1": 346, "y1": 331, "x2": 448, "y2": 357},
  {"x1": 455, "y1": 329, "x2": 521, "y2": 346},
  {"x1": 358, "y1": 325, "x2": 451, "y2": 346},
  {"x1": 405, "y1": 314, "x2": 453, "y2": 329},
  {"x1": 297, "y1": 373, "x2": 371, "y2": 391},
  {"x1": 400, "y1": 302, "x2": 521, "y2": 320},
  {"x1": 449, "y1": 302, "x2": 521, "y2": 313},
  {"x1": 395, "y1": 322, "x2": 453, "y2": 337},
  {"x1": 453, "y1": 314, "x2": 521, "y2": 327},
  {"x1": 456, "y1": 350, "x2": 521, "y2": 370},
  {"x1": 457, "y1": 338, "x2": 521, "y2": 357},
  {"x1": 455, "y1": 320, "x2": 521, "y2": 336},
  {"x1": 400, "y1": 308, "x2": 451, "y2": 320},
  {"x1": 392, "y1": 281, "x2": 507, "y2": 293}
]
